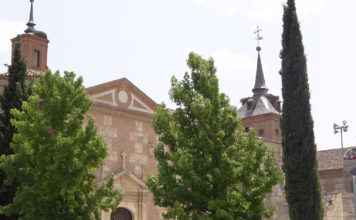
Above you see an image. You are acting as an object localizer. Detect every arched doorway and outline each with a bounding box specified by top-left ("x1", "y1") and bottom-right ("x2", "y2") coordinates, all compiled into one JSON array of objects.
[{"x1": 111, "y1": 207, "x2": 133, "y2": 220}]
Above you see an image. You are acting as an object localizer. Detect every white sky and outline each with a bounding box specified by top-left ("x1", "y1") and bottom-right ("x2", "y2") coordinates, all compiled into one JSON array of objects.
[{"x1": 0, "y1": 0, "x2": 355, "y2": 150}]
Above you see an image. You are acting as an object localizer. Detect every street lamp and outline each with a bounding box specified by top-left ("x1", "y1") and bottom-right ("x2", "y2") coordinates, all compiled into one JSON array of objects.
[{"x1": 333, "y1": 120, "x2": 348, "y2": 149}]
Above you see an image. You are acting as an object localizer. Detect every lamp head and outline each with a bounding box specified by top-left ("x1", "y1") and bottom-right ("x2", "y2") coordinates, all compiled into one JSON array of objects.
[{"x1": 334, "y1": 123, "x2": 339, "y2": 133}]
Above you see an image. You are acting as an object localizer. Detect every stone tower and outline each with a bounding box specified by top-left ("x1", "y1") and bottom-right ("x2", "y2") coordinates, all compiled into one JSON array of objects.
[
  {"x1": 238, "y1": 45, "x2": 281, "y2": 143},
  {"x1": 11, "y1": 0, "x2": 49, "y2": 73}
]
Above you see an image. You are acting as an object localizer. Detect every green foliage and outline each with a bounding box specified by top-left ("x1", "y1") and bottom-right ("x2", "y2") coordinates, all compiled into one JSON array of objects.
[
  {"x1": 280, "y1": 1, "x2": 323, "y2": 219},
  {"x1": 0, "y1": 46, "x2": 31, "y2": 220},
  {"x1": 148, "y1": 52, "x2": 281, "y2": 220},
  {"x1": 0, "y1": 71, "x2": 120, "y2": 220}
]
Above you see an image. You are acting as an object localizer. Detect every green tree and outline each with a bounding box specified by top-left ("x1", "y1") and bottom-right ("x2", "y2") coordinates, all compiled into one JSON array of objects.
[
  {"x1": 280, "y1": 0, "x2": 323, "y2": 219},
  {"x1": 0, "y1": 46, "x2": 31, "y2": 220},
  {"x1": 0, "y1": 71, "x2": 120, "y2": 220},
  {"x1": 148, "y1": 52, "x2": 281, "y2": 220}
]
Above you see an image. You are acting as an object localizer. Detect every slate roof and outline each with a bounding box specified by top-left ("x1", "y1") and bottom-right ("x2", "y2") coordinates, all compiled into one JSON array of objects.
[
  {"x1": 238, "y1": 47, "x2": 280, "y2": 118},
  {"x1": 239, "y1": 95, "x2": 279, "y2": 118},
  {"x1": 24, "y1": 0, "x2": 48, "y2": 39},
  {"x1": 252, "y1": 51, "x2": 268, "y2": 96}
]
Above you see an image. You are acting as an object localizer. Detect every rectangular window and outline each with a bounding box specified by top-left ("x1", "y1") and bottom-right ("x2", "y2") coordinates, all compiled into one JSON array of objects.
[
  {"x1": 258, "y1": 129, "x2": 265, "y2": 137},
  {"x1": 32, "y1": 49, "x2": 40, "y2": 68},
  {"x1": 12, "y1": 43, "x2": 21, "y2": 62}
]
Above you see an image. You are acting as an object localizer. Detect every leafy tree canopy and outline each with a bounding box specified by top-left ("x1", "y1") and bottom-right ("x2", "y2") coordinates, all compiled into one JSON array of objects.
[
  {"x1": 148, "y1": 52, "x2": 281, "y2": 220},
  {"x1": 0, "y1": 71, "x2": 120, "y2": 220}
]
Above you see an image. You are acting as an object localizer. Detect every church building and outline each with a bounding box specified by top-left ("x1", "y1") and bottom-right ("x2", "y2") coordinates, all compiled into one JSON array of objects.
[{"x1": 2, "y1": 1, "x2": 356, "y2": 220}]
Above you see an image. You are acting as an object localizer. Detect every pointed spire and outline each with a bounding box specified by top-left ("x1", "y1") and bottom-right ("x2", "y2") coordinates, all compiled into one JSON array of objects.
[
  {"x1": 25, "y1": 0, "x2": 36, "y2": 33},
  {"x1": 252, "y1": 47, "x2": 268, "y2": 96},
  {"x1": 252, "y1": 26, "x2": 268, "y2": 96}
]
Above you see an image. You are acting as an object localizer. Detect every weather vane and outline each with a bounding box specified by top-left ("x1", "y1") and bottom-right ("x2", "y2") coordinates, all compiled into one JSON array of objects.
[{"x1": 254, "y1": 26, "x2": 263, "y2": 51}]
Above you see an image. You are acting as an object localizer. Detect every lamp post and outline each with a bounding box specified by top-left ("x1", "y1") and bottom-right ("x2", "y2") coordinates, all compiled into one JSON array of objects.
[{"x1": 333, "y1": 120, "x2": 348, "y2": 149}]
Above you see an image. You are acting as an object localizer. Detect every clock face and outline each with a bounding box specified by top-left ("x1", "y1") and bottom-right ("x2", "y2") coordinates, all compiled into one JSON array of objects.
[{"x1": 118, "y1": 90, "x2": 129, "y2": 104}]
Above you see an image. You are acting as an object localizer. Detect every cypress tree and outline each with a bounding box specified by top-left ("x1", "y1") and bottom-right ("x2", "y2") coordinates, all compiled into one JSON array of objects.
[
  {"x1": 0, "y1": 46, "x2": 30, "y2": 220},
  {"x1": 280, "y1": 0, "x2": 323, "y2": 219}
]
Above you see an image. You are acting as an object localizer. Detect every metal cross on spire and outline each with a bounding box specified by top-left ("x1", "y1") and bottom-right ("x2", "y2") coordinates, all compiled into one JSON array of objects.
[
  {"x1": 252, "y1": 25, "x2": 268, "y2": 96},
  {"x1": 254, "y1": 26, "x2": 263, "y2": 51}
]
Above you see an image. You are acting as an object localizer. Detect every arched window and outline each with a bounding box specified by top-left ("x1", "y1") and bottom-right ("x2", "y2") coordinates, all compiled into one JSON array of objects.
[
  {"x1": 111, "y1": 207, "x2": 133, "y2": 220},
  {"x1": 32, "y1": 49, "x2": 41, "y2": 68}
]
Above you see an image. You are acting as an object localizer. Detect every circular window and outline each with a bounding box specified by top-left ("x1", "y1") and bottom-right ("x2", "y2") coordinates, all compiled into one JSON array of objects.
[{"x1": 118, "y1": 90, "x2": 129, "y2": 104}]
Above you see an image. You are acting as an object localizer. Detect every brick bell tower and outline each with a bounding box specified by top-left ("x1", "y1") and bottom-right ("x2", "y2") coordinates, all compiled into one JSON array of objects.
[
  {"x1": 11, "y1": 0, "x2": 49, "y2": 73},
  {"x1": 238, "y1": 28, "x2": 281, "y2": 144}
]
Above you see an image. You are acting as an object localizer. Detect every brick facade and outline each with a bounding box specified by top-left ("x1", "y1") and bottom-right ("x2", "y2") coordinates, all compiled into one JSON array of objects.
[{"x1": 11, "y1": 33, "x2": 49, "y2": 72}]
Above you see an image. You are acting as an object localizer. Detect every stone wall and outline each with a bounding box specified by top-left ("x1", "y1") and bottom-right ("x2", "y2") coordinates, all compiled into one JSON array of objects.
[{"x1": 89, "y1": 104, "x2": 162, "y2": 220}]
